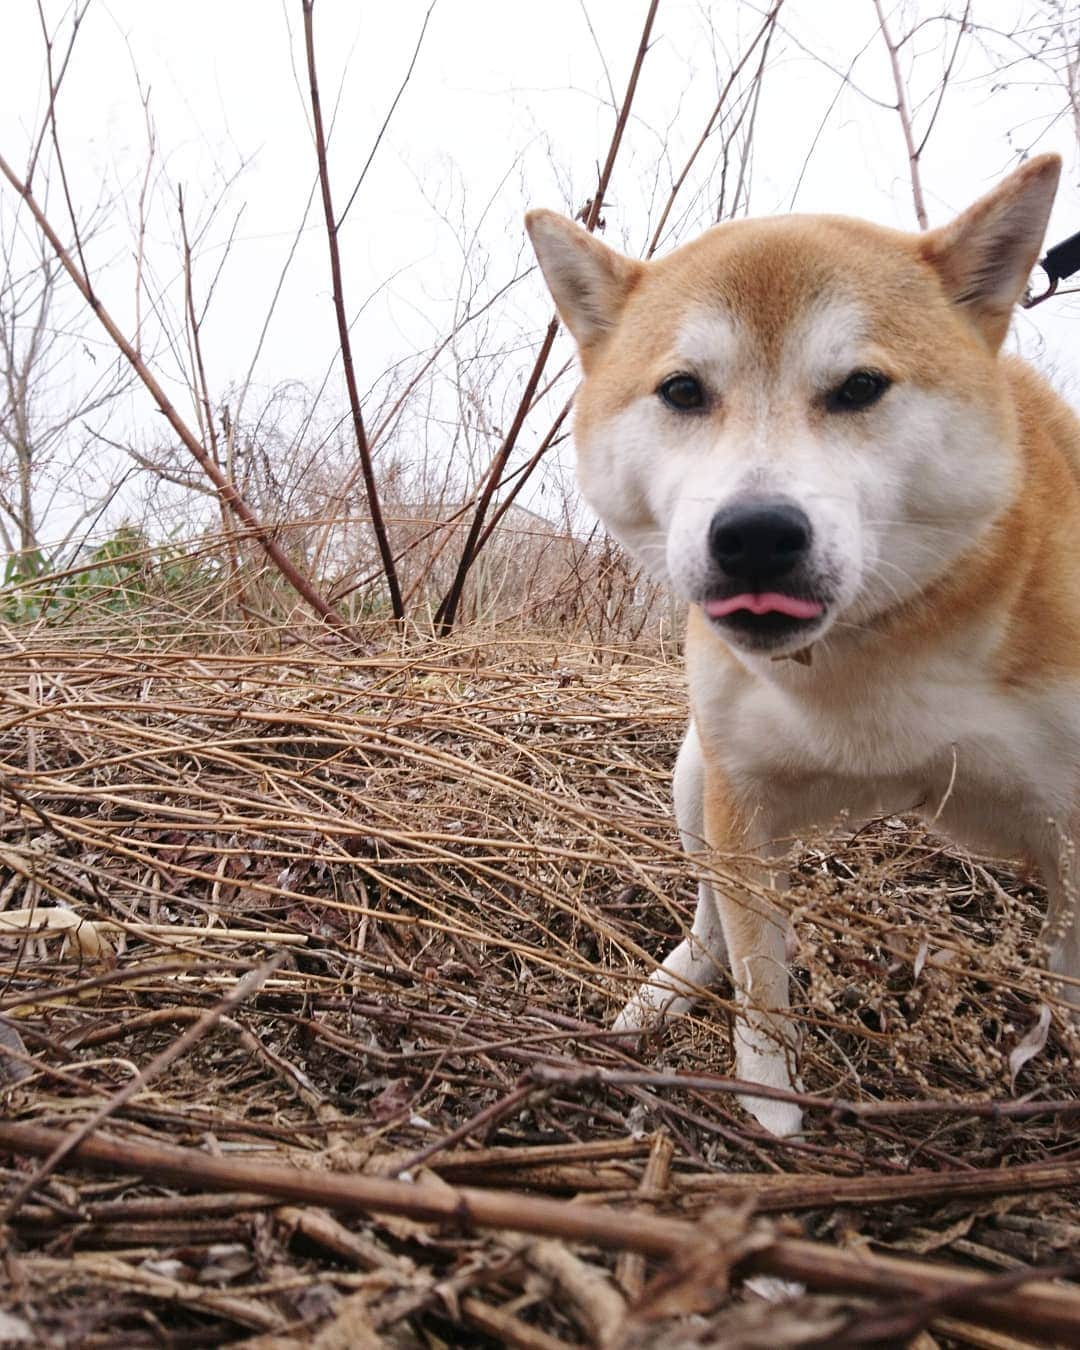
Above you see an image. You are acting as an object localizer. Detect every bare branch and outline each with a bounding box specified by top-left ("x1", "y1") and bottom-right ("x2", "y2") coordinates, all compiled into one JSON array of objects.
[
  {"x1": 3, "y1": 1120, "x2": 1080, "y2": 1343},
  {"x1": 873, "y1": 0, "x2": 929, "y2": 229},
  {"x1": 335, "y1": 0, "x2": 439, "y2": 230},
  {"x1": 647, "y1": 0, "x2": 785, "y2": 255},
  {"x1": 913, "y1": 1, "x2": 972, "y2": 160},
  {"x1": 302, "y1": 0, "x2": 403, "y2": 620},
  {"x1": 433, "y1": 0, "x2": 661, "y2": 635}
]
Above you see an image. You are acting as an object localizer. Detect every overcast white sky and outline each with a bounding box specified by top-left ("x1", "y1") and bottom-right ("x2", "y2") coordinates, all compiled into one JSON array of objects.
[{"x1": 1, "y1": 1, "x2": 1078, "y2": 549}]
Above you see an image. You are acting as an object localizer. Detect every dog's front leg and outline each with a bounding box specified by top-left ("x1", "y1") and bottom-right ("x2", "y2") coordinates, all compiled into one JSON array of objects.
[
  {"x1": 613, "y1": 725, "x2": 729, "y2": 1034},
  {"x1": 614, "y1": 728, "x2": 801, "y2": 1137},
  {"x1": 611, "y1": 882, "x2": 728, "y2": 1034},
  {"x1": 701, "y1": 768, "x2": 802, "y2": 1138}
]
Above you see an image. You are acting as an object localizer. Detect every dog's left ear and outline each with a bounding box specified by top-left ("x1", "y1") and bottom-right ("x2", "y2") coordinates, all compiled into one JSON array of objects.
[
  {"x1": 525, "y1": 210, "x2": 642, "y2": 364},
  {"x1": 920, "y1": 154, "x2": 1061, "y2": 350}
]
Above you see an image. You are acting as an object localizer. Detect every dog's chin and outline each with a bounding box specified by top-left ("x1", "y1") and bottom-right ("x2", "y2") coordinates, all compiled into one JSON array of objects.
[{"x1": 708, "y1": 608, "x2": 830, "y2": 656}]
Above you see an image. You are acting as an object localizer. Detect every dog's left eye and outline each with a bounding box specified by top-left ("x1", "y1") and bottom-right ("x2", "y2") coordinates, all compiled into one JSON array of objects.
[
  {"x1": 658, "y1": 374, "x2": 706, "y2": 412},
  {"x1": 827, "y1": 369, "x2": 891, "y2": 412}
]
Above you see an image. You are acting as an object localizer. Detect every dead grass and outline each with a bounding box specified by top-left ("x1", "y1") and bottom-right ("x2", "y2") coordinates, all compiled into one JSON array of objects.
[{"x1": 0, "y1": 621, "x2": 1077, "y2": 1347}]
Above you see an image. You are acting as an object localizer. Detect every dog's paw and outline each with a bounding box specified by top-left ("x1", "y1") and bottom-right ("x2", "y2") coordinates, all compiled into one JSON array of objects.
[
  {"x1": 740, "y1": 1092, "x2": 804, "y2": 1138},
  {"x1": 743, "y1": 1275, "x2": 805, "y2": 1302},
  {"x1": 735, "y1": 1038, "x2": 803, "y2": 1137},
  {"x1": 612, "y1": 993, "x2": 656, "y2": 1040}
]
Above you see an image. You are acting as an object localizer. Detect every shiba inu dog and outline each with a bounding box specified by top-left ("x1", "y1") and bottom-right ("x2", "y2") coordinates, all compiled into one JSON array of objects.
[{"x1": 526, "y1": 155, "x2": 1080, "y2": 1136}]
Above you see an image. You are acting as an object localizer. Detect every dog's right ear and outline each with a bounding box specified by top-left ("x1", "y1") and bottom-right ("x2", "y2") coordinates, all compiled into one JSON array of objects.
[
  {"x1": 525, "y1": 211, "x2": 641, "y2": 360},
  {"x1": 920, "y1": 154, "x2": 1061, "y2": 350}
]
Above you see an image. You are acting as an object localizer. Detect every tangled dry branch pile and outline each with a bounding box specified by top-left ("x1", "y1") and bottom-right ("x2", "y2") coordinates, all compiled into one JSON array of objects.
[{"x1": 0, "y1": 622, "x2": 1077, "y2": 1347}]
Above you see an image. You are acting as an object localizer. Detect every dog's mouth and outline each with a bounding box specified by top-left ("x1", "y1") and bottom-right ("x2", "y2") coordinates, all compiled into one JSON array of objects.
[{"x1": 703, "y1": 591, "x2": 827, "y2": 649}]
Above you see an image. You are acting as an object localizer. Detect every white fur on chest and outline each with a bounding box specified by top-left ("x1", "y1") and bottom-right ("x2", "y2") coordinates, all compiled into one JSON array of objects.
[{"x1": 692, "y1": 642, "x2": 1080, "y2": 853}]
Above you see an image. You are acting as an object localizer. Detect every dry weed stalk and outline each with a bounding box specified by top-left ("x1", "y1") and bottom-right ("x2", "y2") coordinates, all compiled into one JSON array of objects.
[{"x1": 0, "y1": 147, "x2": 355, "y2": 637}]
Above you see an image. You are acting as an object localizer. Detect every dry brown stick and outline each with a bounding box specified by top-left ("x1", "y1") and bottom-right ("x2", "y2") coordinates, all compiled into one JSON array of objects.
[
  {"x1": 2, "y1": 1120, "x2": 1080, "y2": 1342},
  {"x1": 646, "y1": 0, "x2": 785, "y2": 255},
  {"x1": 912, "y1": 1, "x2": 972, "y2": 163},
  {"x1": 28, "y1": 1217, "x2": 254, "y2": 1247},
  {"x1": 0, "y1": 154, "x2": 355, "y2": 638},
  {"x1": 177, "y1": 186, "x2": 251, "y2": 622},
  {"x1": 0, "y1": 954, "x2": 284, "y2": 1222},
  {"x1": 461, "y1": 1296, "x2": 576, "y2": 1350},
  {"x1": 682, "y1": 1157, "x2": 1080, "y2": 1212},
  {"x1": 302, "y1": 0, "x2": 403, "y2": 620},
  {"x1": 929, "y1": 1315, "x2": 1045, "y2": 1350},
  {"x1": 26, "y1": 1, "x2": 88, "y2": 189},
  {"x1": 523, "y1": 1063, "x2": 1080, "y2": 1124},
  {"x1": 0, "y1": 959, "x2": 243, "y2": 1014},
  {"x1": 828, "y1": 1260, "x2": 1079, "y2": 1348},
  {"x1": 431, "y1": 1137, "x2": 649, "y2": 1174},
  {"x1": 14, "y1": 1192, "x2": 270, "y2": 1226},
  {"x1": 745, "y1": 1244, "x2": 1080, "y2": 1341},
  {"x1": 384, "y1": 1080, "x2": 537, "y2": 1177},
  {"x1": 276, "y1": 1204, "x2": 416, "y2": 1277},
  {"x1": 34, "y1": 0, "x2": 94, "y2": 289},
  {"x1": 471, "y1": 401, "x2": 572, "y2": 556},
  {"x1": 523, "y1": 1239, "x2": 626, "y2": 1346},
  {"x1": 22, "y1": 1252, "x2": 284, "y2": 1333},
  {"x1": 615, "y1": 1129, "x2": 674, "y2": 1299},
  {"x1": 431, "y1": 318, "x2": 559, "y2": 635},
  {"x1": 450, "y1": 1164, "x2": 640, "y2": 1196},
  {"x1": 64, "y1": 1004, "x2": 323, "y2": 1110}
]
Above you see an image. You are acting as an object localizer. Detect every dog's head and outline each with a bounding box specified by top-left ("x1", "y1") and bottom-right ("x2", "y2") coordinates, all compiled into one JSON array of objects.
[{"x1": 526, "y1": 157, "x2": 1060, "y2": 658}]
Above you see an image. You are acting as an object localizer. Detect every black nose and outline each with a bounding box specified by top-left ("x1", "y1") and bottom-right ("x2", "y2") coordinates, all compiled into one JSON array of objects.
[{"x1": 708, "y1": 501, "x2": 812, "y2": 583}]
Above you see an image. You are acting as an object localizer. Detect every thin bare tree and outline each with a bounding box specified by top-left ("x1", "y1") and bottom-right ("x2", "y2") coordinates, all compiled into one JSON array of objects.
[
  {"x1": 0, "y1": 226, "x2": 128, "y2": 565},
  {"x1": 0, "y1": 4, "x2": 358, "y2": 636}
]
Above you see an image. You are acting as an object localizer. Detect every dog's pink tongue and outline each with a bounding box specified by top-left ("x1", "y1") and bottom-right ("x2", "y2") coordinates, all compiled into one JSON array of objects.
[{"x1": 706, "y1": 592, "x2": 824, "y2": 620}]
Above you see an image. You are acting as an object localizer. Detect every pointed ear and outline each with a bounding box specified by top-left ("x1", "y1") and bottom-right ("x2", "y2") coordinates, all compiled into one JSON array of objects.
[
  {"x1": 920, "y1": 154, "x2": 1061, "y2": 350},
  {"x1": 525, "y1": 210, "x2": 642, "y2": 357}
]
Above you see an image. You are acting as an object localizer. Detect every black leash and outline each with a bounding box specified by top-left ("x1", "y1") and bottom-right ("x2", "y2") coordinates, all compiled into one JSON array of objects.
[{"x1": 1024, "y1": 228, "x2": 1080, "y2": 307}]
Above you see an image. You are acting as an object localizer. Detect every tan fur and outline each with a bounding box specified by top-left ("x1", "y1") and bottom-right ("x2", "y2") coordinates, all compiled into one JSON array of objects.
[
  {"x1": 573, "y1": 216, "x2": 1007, "y2": 430},
  {"x1": 527, "y1": 156, "x2": 1080, "y2": 1136}
]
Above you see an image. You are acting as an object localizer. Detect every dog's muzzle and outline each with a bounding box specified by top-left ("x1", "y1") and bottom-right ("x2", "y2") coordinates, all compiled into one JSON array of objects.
[{"x1": 703, "y1": 497, "x2": 828, "y2": 650}]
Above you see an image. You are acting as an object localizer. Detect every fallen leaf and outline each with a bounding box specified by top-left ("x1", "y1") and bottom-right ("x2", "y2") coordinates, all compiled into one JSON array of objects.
[{"x1": 0, "y1": 905, "x2": 113, "y2": 962}]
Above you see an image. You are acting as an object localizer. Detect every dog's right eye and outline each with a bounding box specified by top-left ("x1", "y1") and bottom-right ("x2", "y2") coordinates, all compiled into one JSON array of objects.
[
  {"x1": 826, "y1": 369, "x2": 891, "y2": 412},
  {"x1": 658, "y1": 374, "x2": 705, "y2": 412}
]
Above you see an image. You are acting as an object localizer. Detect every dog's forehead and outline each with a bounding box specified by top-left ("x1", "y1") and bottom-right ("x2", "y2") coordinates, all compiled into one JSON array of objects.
[
  {"x1": 633, "y1": 214, "x2": 929, "y2": 369},
  {"x1": 673, "y1": 296, "x2": 866, "y2": 383}
]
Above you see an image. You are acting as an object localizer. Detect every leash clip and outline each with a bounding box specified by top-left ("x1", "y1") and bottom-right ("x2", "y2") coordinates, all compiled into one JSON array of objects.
[{"x1": 1023, "y1": 227, "x2": 1080, "y2": 308}]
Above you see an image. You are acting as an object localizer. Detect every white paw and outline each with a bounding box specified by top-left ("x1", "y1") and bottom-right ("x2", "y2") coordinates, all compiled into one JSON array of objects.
[
  {"x1": 743, "y1": 1275, "x2": 805, "y2": 1302},
  {"x1": 741, "y1": 1093, "x2": 804, "y2": 1138},
  {"x1": 735, "y1": 1035, "x2": 802, "y2": 1137},
  {"x1": 612, "y1": 993, "x2": 656, "y2": 1039}
]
